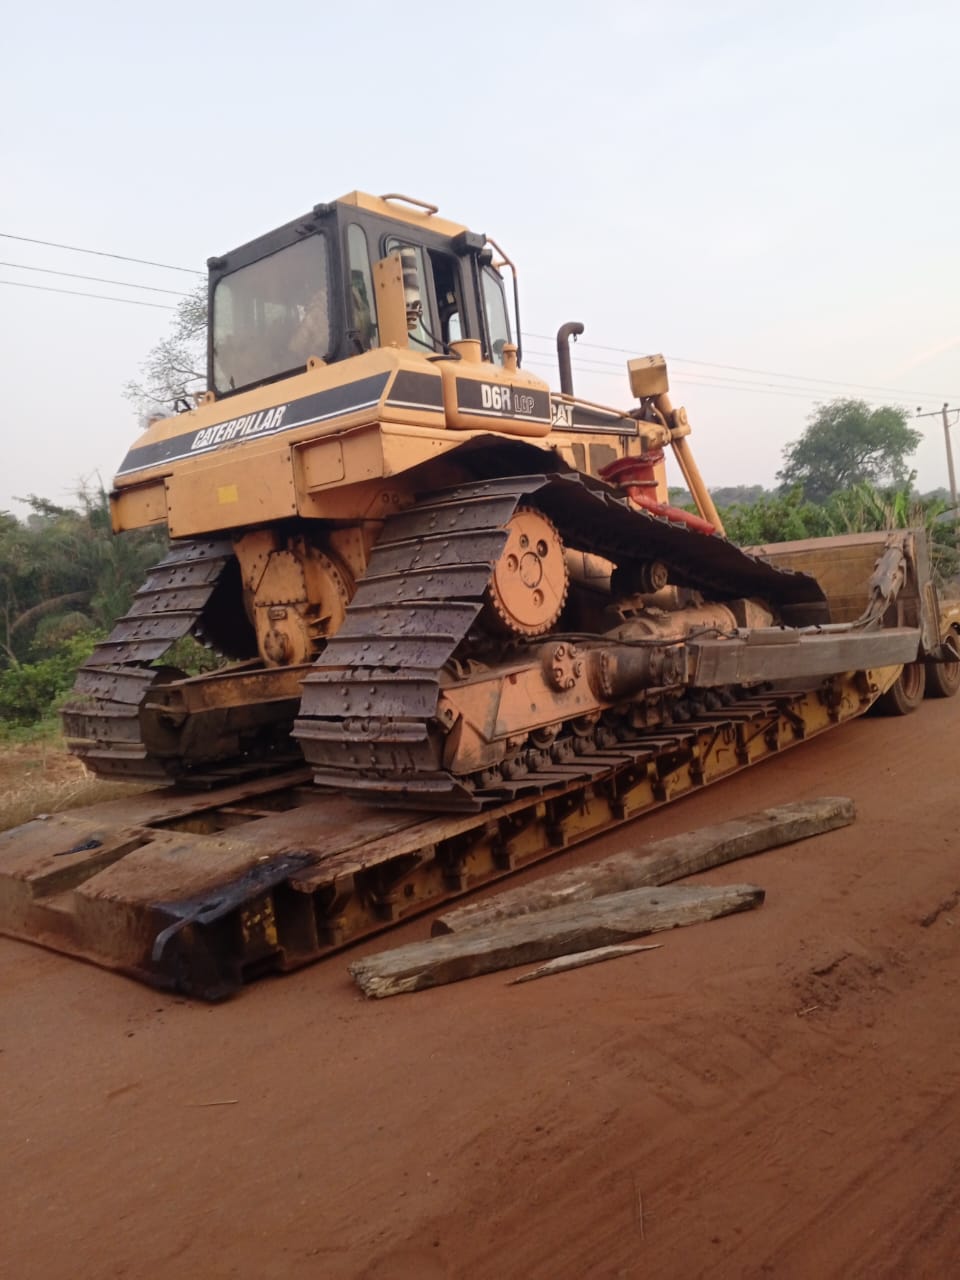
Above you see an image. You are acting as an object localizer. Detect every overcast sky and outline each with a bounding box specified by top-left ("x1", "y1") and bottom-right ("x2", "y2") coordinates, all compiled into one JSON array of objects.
[{"x1": 2, "y1": 0, "x2": 958, "y2": 515}]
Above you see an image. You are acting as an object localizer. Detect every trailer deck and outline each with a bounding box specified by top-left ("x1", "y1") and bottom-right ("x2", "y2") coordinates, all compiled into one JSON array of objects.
[{"x1": 0, "y1": 673, "x2": 890, "y2": 997}]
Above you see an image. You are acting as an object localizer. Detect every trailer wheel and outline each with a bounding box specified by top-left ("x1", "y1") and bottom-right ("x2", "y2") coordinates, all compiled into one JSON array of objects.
[
  {"x1": 925, "y1": 640, "x2": 960, "y2": 699},
  {"x1": 874, "y1": 662, "x2": 926, "y2": 715}
]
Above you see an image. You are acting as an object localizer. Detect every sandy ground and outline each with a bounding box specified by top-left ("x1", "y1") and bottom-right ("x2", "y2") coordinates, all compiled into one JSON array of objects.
[{"x1": 2, "y1": 696, "x2": 959, "y2": 1279}]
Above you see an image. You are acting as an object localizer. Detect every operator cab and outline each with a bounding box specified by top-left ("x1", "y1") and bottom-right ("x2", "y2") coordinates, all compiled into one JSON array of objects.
[{"x1": 208, "y1": 192, "x2": 516, "y2": 398}]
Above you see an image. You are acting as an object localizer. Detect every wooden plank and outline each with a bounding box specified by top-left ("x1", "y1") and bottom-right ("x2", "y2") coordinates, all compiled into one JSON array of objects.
[
  {"x1": 433, "y1": 796, "x2": 853, "y2": 936},
  {"x1": 508, "y1": 943, "x2": 662, "y2": 985},
  {"x1": 349, "y1": 883, "x2": 763, "y2": 998}
]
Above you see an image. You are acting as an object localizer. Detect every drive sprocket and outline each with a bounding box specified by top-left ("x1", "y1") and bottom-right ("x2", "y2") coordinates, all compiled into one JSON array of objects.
[{"x1": 483, "y1": 507, "x2": 568, "y2": 638}]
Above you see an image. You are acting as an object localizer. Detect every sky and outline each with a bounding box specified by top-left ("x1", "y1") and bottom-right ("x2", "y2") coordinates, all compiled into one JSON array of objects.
[{"x1": 2, "y1": 0, "x2": 958, "y2": 515}]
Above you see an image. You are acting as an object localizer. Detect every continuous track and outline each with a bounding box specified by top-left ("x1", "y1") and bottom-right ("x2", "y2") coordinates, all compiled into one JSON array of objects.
[
  {"x1": 62, "y1": 539, "x2": 235, "y2": 779},
  {"x1": 294, "y1": 472, "x2": 827, "y2": 809},
  {"x1": 61, "y1": 537, "x2": 300, "y2": 786},
  {"x1": 62, "y1": 471, "x2": 828, "y2": 801}
]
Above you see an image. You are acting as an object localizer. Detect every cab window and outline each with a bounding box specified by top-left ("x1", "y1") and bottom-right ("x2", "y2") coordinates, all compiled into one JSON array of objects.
[
  {"x1": 384, "y1": 237, "x2": 463, "y2": 352},
  {"x1": 384, "y1": 237, "x2": 435, "y2": 351},
  {"x1": 212, "y1": 235, "x2": 331, "y2": 393},
  {"x1": 346, "y1": 224, "x2": 379, "y2": 350},
  {"x1": 482, "y1": 267, "x2": 511, "y2": 365},
  {"x1": 428, "y1": 249, "x2": 462, "y2": 349}
]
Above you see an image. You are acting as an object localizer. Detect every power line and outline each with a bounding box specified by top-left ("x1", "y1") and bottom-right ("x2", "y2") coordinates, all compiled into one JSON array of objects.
[
  {"x1": 525, "y1": 331, "x2": 958, "y2": 402},
  {"x1": 527, "y1": 345, "x2": 817, "y2": 390},
  {"x1": 0, "y1": 231, "x2": 202, "y2": 276},
  {"x1": 521, "y1": 357, "x2": 892, "y2": 405},
  {"x1": 0, "y1": 233, "x2": 949, "y2": 405},
  {"x1": 0, "y1": 279, "x2": 177, "y2": 310},
  {"x1": 0, "y1": 260, "x2": 191, "y2": 297},
  {"x1": 4, "y1": 231, "x2": 952, "y2": 399},
  {"x1": 523, "y1": 349, "x2": 854, "y2": 401}
]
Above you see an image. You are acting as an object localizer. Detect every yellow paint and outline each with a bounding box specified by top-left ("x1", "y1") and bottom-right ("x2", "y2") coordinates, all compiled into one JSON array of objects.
[
  {"x1": 240, "y1": 896, "x2": 279, "y2": 951},
  {"x1": 110, "y1": 480, "x2": 167, "y2": 531},
  {"x1": 218, "y1": 484, "x2": 239, "y2": 505}
]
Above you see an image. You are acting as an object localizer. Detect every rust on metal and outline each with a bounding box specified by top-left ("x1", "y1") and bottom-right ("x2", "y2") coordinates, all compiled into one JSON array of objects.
[
  {"x1": 1, "y1": 671, "x2": 888, "y2": 999},
  {"x1": 483, "y1": 507, "x2": 569, "y2": 637}
]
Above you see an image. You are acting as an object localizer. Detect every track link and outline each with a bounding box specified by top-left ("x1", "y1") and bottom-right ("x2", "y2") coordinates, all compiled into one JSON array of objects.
[
  {"x1": 294, "y1": 476, "x2": 534, "y2": 807},
  {"x1": 294, "y1": 472, "x2": 827, "y2": 809},
  {"x1": 62, "y1": 539, "x2": 234, "y2": 779}
]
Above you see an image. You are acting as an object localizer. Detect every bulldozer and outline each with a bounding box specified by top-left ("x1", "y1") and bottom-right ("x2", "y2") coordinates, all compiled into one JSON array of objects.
[{"x1": 0, "y1": 191, "x2": 957, "y2": 997}]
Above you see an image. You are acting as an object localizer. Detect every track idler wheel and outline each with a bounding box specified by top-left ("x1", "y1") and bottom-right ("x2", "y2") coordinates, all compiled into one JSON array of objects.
[{"x1": 484, "y1": 508, "x2": 568, "y2": 637}]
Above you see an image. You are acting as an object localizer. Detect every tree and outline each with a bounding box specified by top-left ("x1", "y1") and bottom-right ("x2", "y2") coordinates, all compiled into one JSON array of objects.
[
  {"x1": 777, "y1": 399, "x2": 921, "y2": 504},
  {"x1": 721, "y1": 488, "x2": 832, "y2": 546},
  {"x1": 124, "y1": 281, "x2": 207, "y2": 416},
  {"x1": 826, "y1": 482, "x2": 958, "y2": 586},
  {"x1": 0, "y1": 487, "x2": 166, "y2": 668}
]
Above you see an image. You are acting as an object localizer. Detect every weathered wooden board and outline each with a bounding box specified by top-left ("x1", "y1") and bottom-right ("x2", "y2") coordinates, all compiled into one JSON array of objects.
[
  {"x1": 508, "y1": 943, "x2": 662, "y2": 985},
  {"x1": 433, "y1": 796, "x2": 852, "y2": 936},
  {"x1": 349, "y1": 883, "x2": 764, "y2": 998}
]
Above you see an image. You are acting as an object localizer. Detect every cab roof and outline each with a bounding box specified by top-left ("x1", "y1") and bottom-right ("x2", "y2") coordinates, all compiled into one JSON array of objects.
[{"x1": 335, "y1": 191, "x2": 469, "y2": 240}]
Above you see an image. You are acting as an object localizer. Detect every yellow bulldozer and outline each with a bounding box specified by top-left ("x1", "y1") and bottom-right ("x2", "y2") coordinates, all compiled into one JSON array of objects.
[{"x1": 0, "y1": 191, "x2": 956, "y2": 996}]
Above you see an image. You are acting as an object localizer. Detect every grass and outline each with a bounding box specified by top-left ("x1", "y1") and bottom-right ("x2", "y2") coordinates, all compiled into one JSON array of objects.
[{"x1": 0, "y1": 728, "x2": 149, "y2": 833}]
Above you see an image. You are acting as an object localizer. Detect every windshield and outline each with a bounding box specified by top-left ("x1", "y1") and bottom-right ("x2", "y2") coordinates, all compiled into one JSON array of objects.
[{"x1": 212, "y1": 235, "x2": 331, "y2": 393}]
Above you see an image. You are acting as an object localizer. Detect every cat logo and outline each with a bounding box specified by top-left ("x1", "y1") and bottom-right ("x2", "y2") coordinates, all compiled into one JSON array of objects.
[{"x1": 551, "y1": 400, "x2": 574, "y2": 429}]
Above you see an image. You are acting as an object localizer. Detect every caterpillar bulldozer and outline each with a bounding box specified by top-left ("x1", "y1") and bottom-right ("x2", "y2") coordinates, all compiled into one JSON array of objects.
[{"x1": 1, "y1": 191, "x2": 958, "y2": 997}]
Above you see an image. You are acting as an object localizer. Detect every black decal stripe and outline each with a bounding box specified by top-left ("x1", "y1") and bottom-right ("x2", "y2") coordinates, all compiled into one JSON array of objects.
[
  {"x1": 566, "y1": 419, "x2": 639, "y2": 436},
  {"x1": 454, "y1": 378, "x2": 551, "y2": 421},
  {"x1": 552, "y1": 424, "x2": 639, "y2": 435},
  {"x1": 385, "y1": 400, "x2": 446, "y2": 413},
  {"x1": 549, "y1": 397, "x2": 639, "y2": 436},
  {"x1": 573, "y1": 408, "x2": 630, "y2": 429},
  {"x1": 386, "y1": 369, "x2": 444, "y2": 409},
  {"x1": 115, "y1": 372, "x2": 391, "y2": 478},
  {"x1": 457, "y1": 407, "x2": 552, "y2": 424}
]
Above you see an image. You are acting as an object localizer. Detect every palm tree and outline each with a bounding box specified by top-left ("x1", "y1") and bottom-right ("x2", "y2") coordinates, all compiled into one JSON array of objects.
[{"x1": 827, "y1": 482, "x2": 959, "y2": 586}]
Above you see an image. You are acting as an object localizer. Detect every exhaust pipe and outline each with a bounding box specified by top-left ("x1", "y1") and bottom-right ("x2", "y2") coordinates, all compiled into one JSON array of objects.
[{"x1": 556, "y1": 322, "x2": 584, "y2": 396}]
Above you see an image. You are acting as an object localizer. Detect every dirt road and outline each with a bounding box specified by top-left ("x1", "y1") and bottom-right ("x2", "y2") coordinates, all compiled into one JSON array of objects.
[{"x1": 3, "y1": 697, "x2": 959, "y2": 1279}]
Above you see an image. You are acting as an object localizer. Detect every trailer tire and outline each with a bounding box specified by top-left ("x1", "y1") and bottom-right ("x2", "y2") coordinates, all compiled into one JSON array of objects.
[
  {"x1": 925, "y1": 643, "x2": 960, "y2": 699},
  {"x1": 874, "y1": 662, "x2": 926, "y2": 715}
]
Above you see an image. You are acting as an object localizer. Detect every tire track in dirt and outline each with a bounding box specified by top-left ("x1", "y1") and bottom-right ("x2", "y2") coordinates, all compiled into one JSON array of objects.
[{"x1": 2, "y1": 698, "x2": 960, "y2": 1278}]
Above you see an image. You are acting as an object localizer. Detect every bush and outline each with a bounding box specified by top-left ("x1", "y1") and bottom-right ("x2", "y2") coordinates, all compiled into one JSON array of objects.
[
  {"x1": 721, "y1": 488, "x2": 831, "y2": 546},
  {"x1": 0, "y1": 633, "x2": 100, "y2": 727}
]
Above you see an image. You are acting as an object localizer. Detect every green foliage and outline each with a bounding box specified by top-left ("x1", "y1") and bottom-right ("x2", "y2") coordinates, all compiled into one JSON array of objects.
[
  {"x1": 718, "y1": 475, "x2": 960, "y2": 587},
  {"x1": 0, "y1": 632, "x2": 101, "y2": 727},
  {"x1": 163, "y1": 635, "x2": 227, "y2": 677},
  {"x1": 0, "y1": 485, "x2": 166, "y2": 669},
  {"x1": 675, "y1": 484, "x2": 770, "y2": 510},
  {"x1": 826, "y1": 482, "x2": 959, "y2": 586},
  {"x1": 0, "y1": 486, "x2": 168, "y2": 728},
  {"x1": 721, "y1": 488, "x2": 831, "y2": 545},
  {"x1": 777, "y1": 399, "x2": 922, "y2": 504}
]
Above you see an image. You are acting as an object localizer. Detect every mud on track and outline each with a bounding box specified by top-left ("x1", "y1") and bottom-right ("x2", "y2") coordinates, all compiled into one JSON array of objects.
[{"x1": 3, "y1": 697, "x2": 960, "y2": 1279}]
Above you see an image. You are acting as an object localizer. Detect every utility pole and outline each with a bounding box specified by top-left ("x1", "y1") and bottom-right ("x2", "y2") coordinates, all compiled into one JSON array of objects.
[{"x1": 916, "y1": 402, "x2": 959, "y2": 521}]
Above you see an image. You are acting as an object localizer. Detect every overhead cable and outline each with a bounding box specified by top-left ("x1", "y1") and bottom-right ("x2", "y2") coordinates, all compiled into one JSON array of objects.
[
  {"x1": 0, "y1": 231, "x2": 202, "y2": 275},
  {"x1": 0, "y1": 279, "x2": 177, "y2": 309},
  {"x1": 0, "y1": 260, "x2": 192, "y2": 297},
  {"x1": 524, "y1": 332, "x2": 957, "y2": 402},
  {"x1": 521, "y1": 358, "x2": 893, "y2": 405}
]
